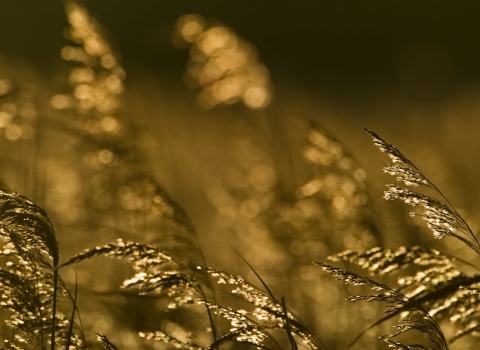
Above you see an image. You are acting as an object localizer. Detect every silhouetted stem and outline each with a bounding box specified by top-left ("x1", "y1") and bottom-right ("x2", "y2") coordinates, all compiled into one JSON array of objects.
[{"x1": 51, "y1": 259, "x2": 58, "y2": 350}]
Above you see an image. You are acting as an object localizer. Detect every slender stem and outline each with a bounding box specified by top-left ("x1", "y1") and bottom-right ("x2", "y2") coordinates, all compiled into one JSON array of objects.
[
  {"x1": 51, "y1": 260, "x2": 58, "y2": 350},
  {"x1": 60, "y1": 272, "x2": 86, "y2": 348},
  {"x1": 34, "y1": 268, "x2": 45, "y2": 348},
  {"x1": 65, "y1": 275, "x2": 78, "y2": 350},
  {"x1": 282, "y1": 297, "x2": 298, "y2": 350},
  {"x1": 197, "y1": 284, "x2": 217, "y2": 347}
]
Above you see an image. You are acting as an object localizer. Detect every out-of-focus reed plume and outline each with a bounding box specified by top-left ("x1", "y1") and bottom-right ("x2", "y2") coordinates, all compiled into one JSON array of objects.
[{"x1": 174, "y1": 14, "x2": 273, "y2": 110}]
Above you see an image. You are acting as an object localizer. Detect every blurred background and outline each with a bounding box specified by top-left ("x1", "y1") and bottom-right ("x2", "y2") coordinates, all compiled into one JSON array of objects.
[{"x1": 0, "y1": 0, "x2": 480, "y2": 349}]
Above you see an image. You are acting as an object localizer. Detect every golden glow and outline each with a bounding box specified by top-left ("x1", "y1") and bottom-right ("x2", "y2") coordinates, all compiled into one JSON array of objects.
[
  {"x1": 0, "y1": 79, "x2": 12, "y2": 96},
  {"x1": 0, "y1": 79, "x2": 36, "y2": 141},
  {"x1": 56, "y1": 2, "x2": 126, "y2": 126},
  {"x1": 174, "y1": 14, "x2": 273, "y2": 110},
  {"x1": 48, "y1": 1, "x2": 137, "y2": 224},
  {"x1": 294, "y1": 127, "x2": 376, "y2": 250},
  {"x1": 50, "y1": 94, "x2": 73, "y2": 109}
]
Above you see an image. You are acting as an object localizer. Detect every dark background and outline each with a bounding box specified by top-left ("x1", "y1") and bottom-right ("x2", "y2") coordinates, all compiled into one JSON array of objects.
[{"x1": 2, "y1": 0, "x2": 480, "y2": 101}]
